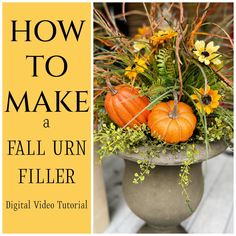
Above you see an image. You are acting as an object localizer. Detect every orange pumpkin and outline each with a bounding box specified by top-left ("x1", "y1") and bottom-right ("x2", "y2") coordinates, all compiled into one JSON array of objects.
[
  {"x1": 148, "y1": 100, "x2": 197, "y2": 143},
  {"x1": 104, "y1": 85, "x2": 150, "y2": 128}
]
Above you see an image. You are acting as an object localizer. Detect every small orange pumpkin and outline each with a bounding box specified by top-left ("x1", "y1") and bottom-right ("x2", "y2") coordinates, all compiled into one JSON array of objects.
[
  {"x1": 148, "y1": 100, "x2": 197, "y2": 143},
  {"x1": 104, "y1": 84, "x2": 150, "y2": 128}
]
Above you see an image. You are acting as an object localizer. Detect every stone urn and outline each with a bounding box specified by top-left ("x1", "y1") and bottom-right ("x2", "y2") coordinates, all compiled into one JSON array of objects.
[{"x1": 118, "y1": 141, "x2": 227, "y2": 233}]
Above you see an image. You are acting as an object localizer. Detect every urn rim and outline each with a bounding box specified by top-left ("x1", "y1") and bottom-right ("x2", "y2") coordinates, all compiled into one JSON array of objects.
[{"x1": 118, "y1": 140, "x2": 227, "y2": 166}]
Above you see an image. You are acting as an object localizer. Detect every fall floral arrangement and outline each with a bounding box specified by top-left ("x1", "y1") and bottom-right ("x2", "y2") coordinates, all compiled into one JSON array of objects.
[{"x1": 94, "y1": 3, "x2": 233, "y2": 207}]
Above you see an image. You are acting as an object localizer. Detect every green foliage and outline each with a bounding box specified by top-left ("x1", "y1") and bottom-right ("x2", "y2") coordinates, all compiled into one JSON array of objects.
[
  {"x1": 179, "y1": 144, "x2": 199, "y2": 212},
  {"x1": 156, "y1": 46, "x2": 177, "y2": 87},
  {"x1": 132, "y1": 141, "x2": 175, "y2": 184},
  {"x1": 182, "y1": 64, "x2": 222, "y2": 102},
  {"x1": 94, "y1": 123, "x2": 148, "y2": 160},
  {"x1": 218, "y1": 82, "x2": 233, "y2": 103},
  {"x1": 203, "y1": 67, "x2": 220, "y2": 88},
  {"x1": 215, "y1": 107, "x2": 233, "y2": 129},
  {"x1": 133, "y1": 159, "x2": 155, "y2": 184},
  {"x1": 147, "y1": 88, "x2": 173, "y2": 110},
  {"x1": 183, "y1": 63, "x2": 200, "y2": 87},
  {"x1": 196, "y1": 111, "x2": 233, "y2": 144}
]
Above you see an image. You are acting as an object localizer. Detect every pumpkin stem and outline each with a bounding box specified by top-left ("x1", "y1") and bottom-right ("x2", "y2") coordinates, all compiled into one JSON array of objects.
[
  {"x1": 169, "y1": 91, "x2": 178, "y2": 119},
  {"x1": 106, "y1": 78, "x2": 118, "y2": 95}
]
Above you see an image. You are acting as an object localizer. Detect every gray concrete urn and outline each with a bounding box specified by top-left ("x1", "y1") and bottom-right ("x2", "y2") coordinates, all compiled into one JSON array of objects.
[{"x1": 118, "y1": 141, "x2": 227, "y2": 233}]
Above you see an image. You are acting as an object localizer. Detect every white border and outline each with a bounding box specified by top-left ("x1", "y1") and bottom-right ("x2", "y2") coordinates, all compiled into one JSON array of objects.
[
  {"x1": 0, "y1": 1, "x2": 2, "y2": 235},
  {"x1": 0, "y1": 1, "x2": 235, "y2": 236}
]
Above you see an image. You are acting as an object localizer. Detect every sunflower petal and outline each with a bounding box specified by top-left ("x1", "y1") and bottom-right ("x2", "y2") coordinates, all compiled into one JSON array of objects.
[
  {"x1": 195, "y1": 40, "x2": 205, "y2": 52},
  {"x1": 211, "y1": 101, "x2": 219, "y2": 108},
  {"x1": 196, "y1": 102, "x2": 202, "y2": 111},
  {"x1": 198, "y1": 55, "x2": 205, "y2": 63},
  {"x1": 207, "y1": 53, "x2": 219, "y2": 60},
  {"x1": 211, "y1": 58, "x2": 222, "y2": 65},
  {"x1": 133, "y1": 42, "x2": 146, "y2": 52},
  {"x1": 191, "y1": 94, "x2": 199, "y2": 100},
  {"x1": 198, "y1": 88, "x2": 205, "y2": 95},
  {"x1": 193, "y1": 50, "x2": 201, "y2": 57},
  {"x1": 204, "y1": 59, "x2": 210, "y2": 65},
  {"x1": 206, "y1": 41, "x2": 220, "y2": 54},
  {"x1": 204, "y1": 106, "x2": 213, "y2": 114},
  {"x1": 125, "y1": 66, "x2": 132, "y2": 72}
]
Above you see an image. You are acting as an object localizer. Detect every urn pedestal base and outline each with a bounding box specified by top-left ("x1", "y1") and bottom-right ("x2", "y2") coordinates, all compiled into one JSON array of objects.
[
  {"x1": 119, "y1": 141, "x2": 226, "y2": 234},
  {"x1": 123, "y1": 161, "x2": 203, "y2": 234},
  {"x1": 138, "y1": 223, "x2": 187, "y2": 233}
]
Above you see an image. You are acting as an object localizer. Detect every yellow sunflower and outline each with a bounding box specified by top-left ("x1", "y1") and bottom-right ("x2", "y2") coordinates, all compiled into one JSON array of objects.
[
  {"x1": 193, "y1": 40, "x2": 222, "y2": 66},
  {"x1": 133, "y1": 40, "x2": 148, "y2": 52},
  {"x1": 134, "y1": 26, "x2": 152, "y2": 39},
  {"x1": 191, "y1": 86, "x2": 221, "y2": 114},
  {"x1": 151, "y1": 28, "x2": 178, "y2": 46},
  {"x1": 125, "y1": 57, "x2": 147, "y2": 80}
]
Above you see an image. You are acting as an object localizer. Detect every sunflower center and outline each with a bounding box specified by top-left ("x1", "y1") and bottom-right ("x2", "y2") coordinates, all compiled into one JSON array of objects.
[
  {"x1": 131, "y1": 64, "x2": 136, "y2": 69},
  {"x1": 202, "y1": 95, "x2": 212, "y2": 105},
  {"x1": 201, "y1": 51, "x2": 210, "y2": 57}
]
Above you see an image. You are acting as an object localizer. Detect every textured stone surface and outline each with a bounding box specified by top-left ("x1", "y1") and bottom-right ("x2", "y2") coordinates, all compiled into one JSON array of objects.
[
  {"x1": 123, "y1": 161, "x2": 203, "y2": 232},
  {"x1": 119, "y1": 141, "x2": 227, "y2": 166}
]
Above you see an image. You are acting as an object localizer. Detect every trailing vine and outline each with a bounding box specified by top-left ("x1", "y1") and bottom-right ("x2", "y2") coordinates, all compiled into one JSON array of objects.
[
  {"x1": 178, "y1": 144, "x2": 198, "y2": 212},
  {"x1": 133, "y1": 159, "x2": 155, "y2": 184}
]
